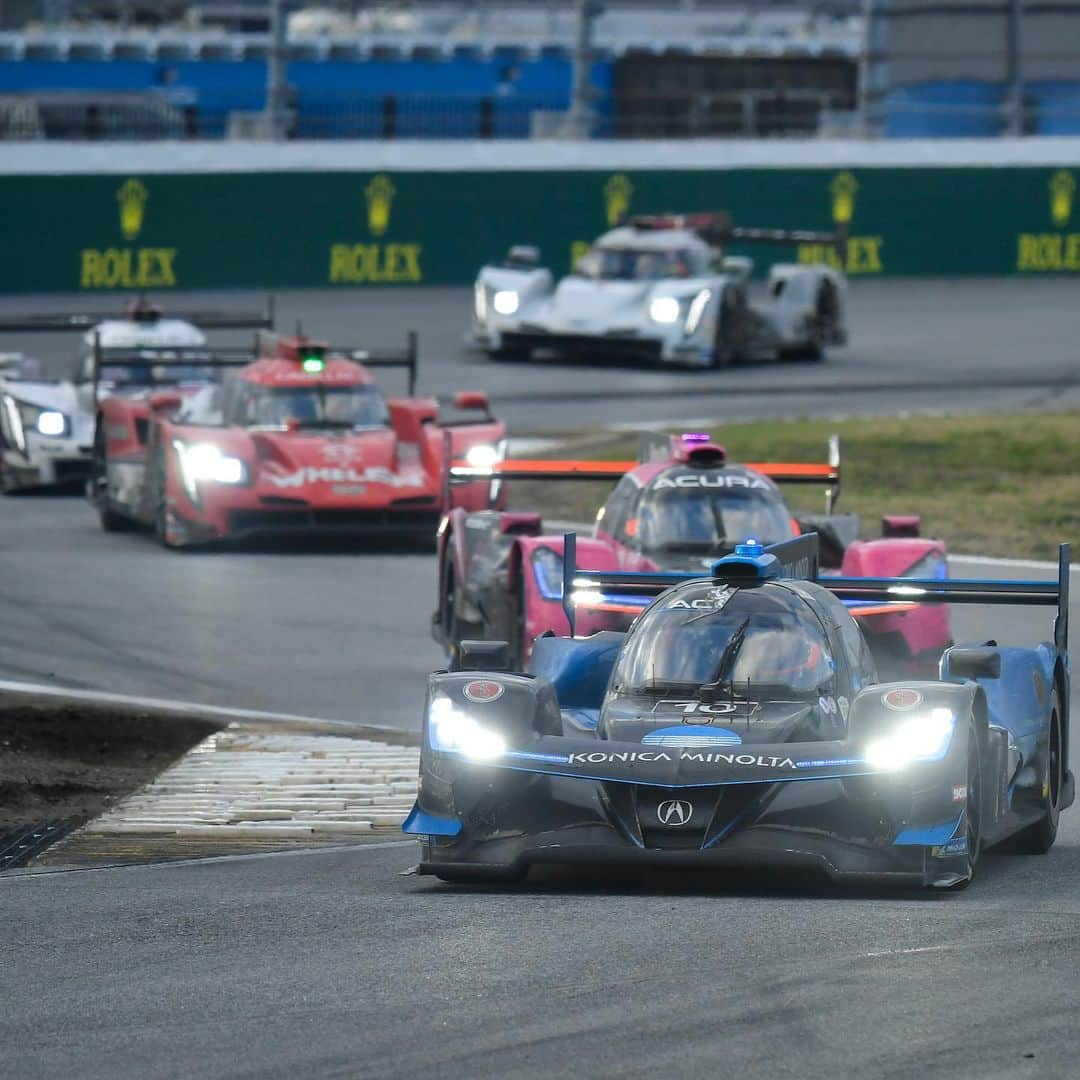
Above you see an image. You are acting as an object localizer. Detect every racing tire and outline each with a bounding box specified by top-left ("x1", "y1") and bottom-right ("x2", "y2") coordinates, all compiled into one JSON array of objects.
[
  {"x1": 92, "y1": 434, "x2": 135, "y2": 532},
  {"x1": 99, "y1": 502, "x2": 135, "y2": 533},
  {"x1": 709, "y1": 287, "x2": 740, "y2": 368},
  {"x1": 1008, "y1": 689, "x2": 1063, "y2": 855},
  {"x1": 442, "y1": 541, "x2": 482, "y2": 665},
  {"x1": 489, "y1": 346, "x2": 530, "y2": 364},
  {"x1": 955, "y1": 715, "x2": 985, "y2": 887},
  {"x1": 431, "y1": 866, "x2": 527, "y2": 885}
]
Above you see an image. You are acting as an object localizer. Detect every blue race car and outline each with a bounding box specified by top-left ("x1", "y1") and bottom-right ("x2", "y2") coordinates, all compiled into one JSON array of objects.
[{"x1": 405, "y1": 534, "x2": 1072, "y2": 889}]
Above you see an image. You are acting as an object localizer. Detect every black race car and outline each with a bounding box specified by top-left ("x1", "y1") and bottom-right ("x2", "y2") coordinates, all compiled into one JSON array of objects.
[{"x1": 405, "y1": 534, "x2": 1072, "y2": 889}]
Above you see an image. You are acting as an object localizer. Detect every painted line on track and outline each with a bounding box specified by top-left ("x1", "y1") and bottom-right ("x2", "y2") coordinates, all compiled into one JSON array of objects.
[
  {"x1": 1, "y1": 839, "x2": 417, "y2": 882},
  {"x1": 0, "y1": 678, "x2": 419, "y2": 745}
]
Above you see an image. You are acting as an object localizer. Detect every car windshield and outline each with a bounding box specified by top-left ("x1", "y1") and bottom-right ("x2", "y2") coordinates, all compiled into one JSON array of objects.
[
  {"x1": 612, "y1": 585, "x2": 835, "y2": 697},
  {"x1": 575, "y1": 247, "x2": 693, "y2": 281},
  {"x1": 235, "y1": 385, "x2": 389, "y2": 430},
  {"x1": 637, "y1": 486, "x2": 796, "y2": 555}
]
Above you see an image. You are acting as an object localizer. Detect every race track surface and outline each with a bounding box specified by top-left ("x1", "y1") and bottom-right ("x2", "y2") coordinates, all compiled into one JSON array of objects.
[
  {"x1": 3, "y1": 277, "x2": 1080, "y2": 431},
  {"x1": 3, "y1": 278, "x2": 1080, "y2": 1078}
]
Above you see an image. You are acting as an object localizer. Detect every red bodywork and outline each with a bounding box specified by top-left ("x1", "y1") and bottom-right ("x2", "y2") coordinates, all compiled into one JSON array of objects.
[
  {"x1": 435, "y1": 439, "x2": 951, "y2": 673},
  {"x1": 94, "y1": 335, "x2": 503, "y2": 546}
]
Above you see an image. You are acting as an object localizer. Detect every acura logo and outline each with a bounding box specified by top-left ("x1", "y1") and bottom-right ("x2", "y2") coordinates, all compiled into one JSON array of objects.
[{"x1": 657, "y1": 799, "x2": 693, "y2": 826}]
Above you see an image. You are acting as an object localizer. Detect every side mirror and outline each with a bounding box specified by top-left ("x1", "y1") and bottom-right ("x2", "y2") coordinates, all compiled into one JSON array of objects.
[
  {"x1": 453, "y1": 390, "x2": 490, "y2": 412},
  {"x1": 947, "y1": 647, "x2": 1001, "y2": 680},
  {"x1": 454, "y1": 639, "x2": 512, "y2": 672},
  {"x1": 148, "y1": 391, "x2": 182, "y2": 414}
]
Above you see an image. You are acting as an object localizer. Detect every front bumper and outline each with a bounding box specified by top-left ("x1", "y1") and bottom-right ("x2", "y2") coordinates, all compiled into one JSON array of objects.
[
  {"x1": 1, "y1": 442, "x2": 92, "y2": 491},
  {"x1": 167, "y1": 501, "x2": 442, "y2": 545},
  {"x1": 500, "y1": 330, "x2": 665, "y2": 363},
  {"x1": 410, "y1": 762, "x2": 972, "y2": 888}
]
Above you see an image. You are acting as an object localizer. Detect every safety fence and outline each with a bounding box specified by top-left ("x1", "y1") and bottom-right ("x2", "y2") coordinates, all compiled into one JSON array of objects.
[{"x1": 5, "y1": 154, "x2": 1080, "y2": 293}]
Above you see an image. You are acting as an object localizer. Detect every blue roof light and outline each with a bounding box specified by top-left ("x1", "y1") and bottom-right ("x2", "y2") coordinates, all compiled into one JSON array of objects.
[{"x1": 734, "y1": 538, "x2": 764, "y2": 557}]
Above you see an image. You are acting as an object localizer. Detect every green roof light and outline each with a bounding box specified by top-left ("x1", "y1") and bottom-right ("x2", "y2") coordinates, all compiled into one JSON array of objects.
[{"x1": 301, "y1": 354, "x2": 326, "y2": 374}]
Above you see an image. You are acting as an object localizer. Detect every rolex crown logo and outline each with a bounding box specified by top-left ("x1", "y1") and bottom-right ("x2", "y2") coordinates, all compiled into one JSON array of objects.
[
  {"x1": 117, "y1": 178, "x2": 148, "y2": 242},
  {"x1": 365, "y1": 175, "x2": 395, "y2": 237},
  {"x1": 1049, "y1": 170, "x2": 1075, "y2": 228},
  {"x1": 604, "y1": 174, "x2": 633, "y2": 228},
  {"x1": 830, "y1": 172, "x2": 858, "y2": 225}
]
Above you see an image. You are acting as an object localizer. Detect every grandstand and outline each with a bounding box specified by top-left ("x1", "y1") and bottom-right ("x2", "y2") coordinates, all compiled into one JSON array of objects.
[{"x1": 0, "y1": 1, "x2": 1076, "y2": 139}]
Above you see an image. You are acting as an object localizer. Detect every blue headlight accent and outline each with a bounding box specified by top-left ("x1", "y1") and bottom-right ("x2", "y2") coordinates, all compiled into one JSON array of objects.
[
  {"x1": 532, "y1": 546, "x2": 565, "y2": 601},
  {"x1": 893, "y1": 814, "x2": 964, "y2": 846}
]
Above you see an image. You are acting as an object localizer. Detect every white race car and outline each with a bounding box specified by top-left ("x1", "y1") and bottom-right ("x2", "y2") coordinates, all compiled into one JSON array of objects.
[
  {"x1": 0, "y1": 299, "x2": 272, "y2": 493},
  {"x1": 471, "y1": 213, "x2": 847, "y2": 368}
]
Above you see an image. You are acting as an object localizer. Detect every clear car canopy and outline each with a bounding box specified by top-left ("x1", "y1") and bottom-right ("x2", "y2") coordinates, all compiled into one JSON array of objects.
[
  {"x1": 235, "y1": 385, "x2": 389, "y2": 429},
  {"x1": 575, "y1": 248, "x2": 696, "y2": 281},
  {"x1": 636, "y1": 485, "x2": 796, "y2": 554},
  {"x1": 612, "y1": 584, "x2": 835, "y2": 697}
]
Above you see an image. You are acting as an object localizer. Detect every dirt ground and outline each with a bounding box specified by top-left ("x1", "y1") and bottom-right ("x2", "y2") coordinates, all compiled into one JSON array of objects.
[{"x1": 0, "y1": 703, "x2": 220, "y2": 830}]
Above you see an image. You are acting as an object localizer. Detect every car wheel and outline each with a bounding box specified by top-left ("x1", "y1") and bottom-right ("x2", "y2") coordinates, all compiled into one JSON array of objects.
[
  {"x1": 1009, "y1": 688, "x2": 1063, "y2": 854},
  {"x1": 432, "y1": 866, "x2": 527, "y2": 885},
  {"x1": 710, "y1": 288, "x2": 739, "y2": 368},
  {"x1": 443, "y1": 541, "x2": 482, "y2": 664},
  {"x1": 93, "y1": 435, "x2": 134, "y2": 532},
  {"x1": 490, "y1": 346, "x2": 529, "y2": 363},
  {"x1": 961, "y1": 715, "x2": 984, "y2": 882}
]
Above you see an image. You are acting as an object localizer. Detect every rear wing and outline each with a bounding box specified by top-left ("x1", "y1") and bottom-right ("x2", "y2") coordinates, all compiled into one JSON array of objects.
[
  {"x1": 639, "y1": 431, "x2": 842, "y2": 511},
  {"x1": 828, "y1": 543, "x2": 1070, "y2": 651},
  {"x1": 91, "y1": 336, "x2": 254, "y2": 400},
  {"x1": 0, "y1": 296, "x2": 275, "y2": 334},
  {"x1": 559, "y1": 530, "x2": 1071, "y2": 653},
  {"x1": 449, "y1": 434, "x2": 841, "y2": 511},
  {"x1": 449, "y1": 459, "x2": 635, "y2": 484},
  {"x1": 628, "y1": 213, "x2": 847, "y2": 263}
]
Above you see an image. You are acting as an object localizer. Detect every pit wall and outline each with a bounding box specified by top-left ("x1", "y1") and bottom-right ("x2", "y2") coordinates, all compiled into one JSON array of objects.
[{"x1": 7, "y1": 137, "x2": 1080, "y2": 292}]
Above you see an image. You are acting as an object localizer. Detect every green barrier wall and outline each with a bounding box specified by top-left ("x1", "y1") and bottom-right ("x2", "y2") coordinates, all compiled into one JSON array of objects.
[{"x1": 6, "y1": 164, "x2": 1080, "y2": 292}]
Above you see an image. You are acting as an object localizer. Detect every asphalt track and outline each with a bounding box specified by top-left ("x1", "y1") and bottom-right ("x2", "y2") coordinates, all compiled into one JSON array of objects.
[
  {"x1": 2, "y1": 279, "x2": 1080, "y2": 1078},
  {"x1": 3, "y1": 277, "x2": 1080, "y2": 431}
]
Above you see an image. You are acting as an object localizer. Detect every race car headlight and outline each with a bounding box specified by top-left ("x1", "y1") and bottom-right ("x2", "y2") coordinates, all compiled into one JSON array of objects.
[
  {"x1": 864, "y1": 707, "x2": 955, "y2": 771},
  {"x1": 684, "y1": 288, "x2": 713, "y2": 335},
  {"x1": 428, "y1": 695, "x2": 506, "y2": 761},
  {"x1": 474, "y1": 281, "x2": 488, "y2": 322},
  {"x1": 1, "y1": 396, "x2": 69, "y2": 450},
  {"x1": 464, "y1": 443, "x2": 501, "y2": 472},
  {"x1": 173, "y1": 439, "x2": 247, "y2": 503},
  {"x1": 492, "y1": 290, "x2": 520, "y2": 317},
  {"x1": 649, "y1": 296, "x2": 682, "y2": 324},
  {"x1": 532, "y1": 546, "x2": 565, "y2": 601},
  {"x1": 1, "y1": 394, "x2": 26, "y2": 453}
]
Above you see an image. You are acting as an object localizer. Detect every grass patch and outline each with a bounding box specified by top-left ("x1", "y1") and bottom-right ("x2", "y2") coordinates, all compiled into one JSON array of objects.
[{"x1": 509, "y1": 412, "x2": 1080, "y2": 561}]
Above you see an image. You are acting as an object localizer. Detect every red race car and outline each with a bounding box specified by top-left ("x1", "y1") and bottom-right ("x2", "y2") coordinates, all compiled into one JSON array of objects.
[
  {"x1": 434, "y1": 433, "x2": 951, "y2": 677},
  {"x1": 91, "y1": 330, "x2": 505, "y2": 547}
]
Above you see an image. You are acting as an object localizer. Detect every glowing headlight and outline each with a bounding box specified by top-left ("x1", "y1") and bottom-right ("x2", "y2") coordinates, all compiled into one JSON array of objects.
[
  {"x1": 428, "y1": 695, "x2": 506, "y2": 761},
  {"x1": 684, "y1": 289, "x2": 712, "y2": 335},
  {"x1": 173, "y1": 440, "x2": 247, "y2": 503},
  {"x1": 1, "y1": 396, "x2": 69, "y2": 450},
  {"x1": 492, "y1": 290, "x2": 520, "y2": 316},
  {"x1": 464, "y1": 443, "x2": 501, "y2": 471},
  {"x1": 649, "y1": 296, "x2": 681, "y2": 324},
  {"x1": 864, "y1": 707, "x2": 955, "y2": 771},
  {"x1": 36, "y1": 410, "x2": 67, "y2": 437},
  {"x1": 531, "y1": 546, "x2": 564, "y2": 601}
]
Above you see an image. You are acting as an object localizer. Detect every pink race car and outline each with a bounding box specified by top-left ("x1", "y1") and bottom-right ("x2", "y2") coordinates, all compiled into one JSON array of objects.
[{"x1": 433, "y1": 433, "x2": 950, "y2": 677}]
